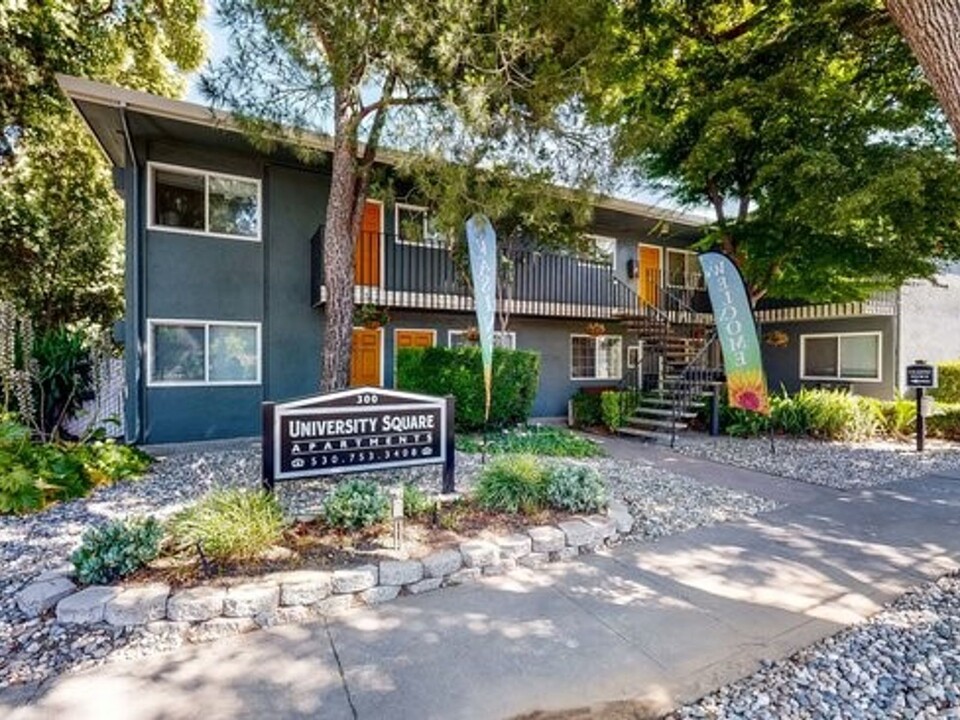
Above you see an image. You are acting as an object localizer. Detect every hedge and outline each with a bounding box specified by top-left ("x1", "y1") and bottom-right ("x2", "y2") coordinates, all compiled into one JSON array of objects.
[
  {"x1": 934, "y1": 361, "x2": 960, "y2": 404},
  {"x1": 395, "y1": 346, "x2": 540, "y2": 431}
]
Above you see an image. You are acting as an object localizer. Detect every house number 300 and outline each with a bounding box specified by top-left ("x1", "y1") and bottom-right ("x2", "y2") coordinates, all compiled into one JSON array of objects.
[{"x1": 355, "y1": 394, "x2": 380, "y2": 405}]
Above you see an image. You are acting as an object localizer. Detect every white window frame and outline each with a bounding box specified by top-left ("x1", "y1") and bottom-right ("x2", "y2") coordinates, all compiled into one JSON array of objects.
[
  {"x1": 147, "y1": 319, "x2": 262, "y2": 387},
  {"x1": 394, "y1": 202, "x2": 444, "y2": 248},
  {"x1": 569, "y1": 334, "x2": 623, "y2": 381},
  {"x1": 579, "y1": 234, "x2": 617, "y2": 266},
  {"x1": 799, "y1": 331, "x2": 882, "y2": 383},
  {"x1": 665, "y1": 248, "x2": 704, "y2": 289},
  {"x1": 147, "y1": 161, "x2": 262, "y2": 242},
  {"x1": 447, "y1": 330, "x2": 516, "y2": 349}
]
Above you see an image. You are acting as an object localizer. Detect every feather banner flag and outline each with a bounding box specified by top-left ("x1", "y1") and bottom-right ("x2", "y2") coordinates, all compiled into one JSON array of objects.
[
  {"x1": 466, "y1": 214, "x2": 498, "y2": 422},
  {"x1": 698, "y1": 251, "x2": 770, "y2": 415}
]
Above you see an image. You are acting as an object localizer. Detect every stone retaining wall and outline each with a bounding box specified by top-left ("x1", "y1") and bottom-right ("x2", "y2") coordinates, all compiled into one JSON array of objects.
[{"x1": 15, "y1": 510, "x2": 630, "y2": 644}]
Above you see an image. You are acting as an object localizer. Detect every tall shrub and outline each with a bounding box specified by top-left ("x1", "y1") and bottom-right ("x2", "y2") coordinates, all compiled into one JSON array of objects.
[
  {"x1": 934, "y1": 361, "x2": 960, "y2": 403},
  {"x1": 396, "y1": 347, "x2": 540, "y2": 431}
]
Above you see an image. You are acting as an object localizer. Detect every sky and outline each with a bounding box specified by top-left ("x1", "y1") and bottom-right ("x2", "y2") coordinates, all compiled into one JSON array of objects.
[{"x1": 185, "y1": 3, "x2": 711, "y2": 220}]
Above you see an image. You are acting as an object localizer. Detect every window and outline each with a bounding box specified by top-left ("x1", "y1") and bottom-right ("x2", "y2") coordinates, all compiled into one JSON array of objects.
[
  {"x1": 149, "y1": 320, "x2": 261, "y2": 386},
  {"x1": 800, "y1": 332, "x2": 881, "y2": 382},
  {"x1": 570, "y1": 335, "x2": 622, "y2": 380},
  {"x1": 448, "y1": 330, "x2": 516, "y2": 349},
  {"x1": 395, "y1": 203, "x2": 443, "y2": 247},
  {"x1": 149, "y1": 163, "x2": 260, "y2": 240},
  {"x1": 666, "y1": 249, "x2": 703, "y2": 289},
  {"x1": 581, "y1": 235, "x2": 616, "y2": 266}
]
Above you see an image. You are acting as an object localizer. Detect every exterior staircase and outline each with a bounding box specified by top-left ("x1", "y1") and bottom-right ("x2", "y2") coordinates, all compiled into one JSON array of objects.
[{"x1": 612, "y1": 274, "x2": 724, "y2": 445}]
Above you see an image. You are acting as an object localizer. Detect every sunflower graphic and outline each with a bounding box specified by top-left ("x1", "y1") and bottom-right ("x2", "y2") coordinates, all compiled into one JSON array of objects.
[{"x1": 727, "y1": 368, "x2": 770, "y2": 415}]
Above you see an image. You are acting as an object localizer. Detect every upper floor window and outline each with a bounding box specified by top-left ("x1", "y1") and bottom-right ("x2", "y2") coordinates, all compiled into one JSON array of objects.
[
  {"x1": 666, "y1": 249, "x2": 704, "y2": 289},
  {"x1": 395, "y1": 203, "x2": 444, "y2": 247},
  {"x1": 800, "y1": 332, "x2": 881, "y2": 382},
  {"x1": 149, "y1": 162, "x2": 261, "y2": 241},
  {"x1": 448, "y1": 330, "x2": 516, "y2": 350}
]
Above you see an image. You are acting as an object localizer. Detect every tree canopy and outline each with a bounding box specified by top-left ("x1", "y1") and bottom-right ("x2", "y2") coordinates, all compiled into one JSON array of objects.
[
  {"x1": 0, "y1": 1, "x2": 205, "y2": 329},
  {"x1": 203, "y1": 0, "x2": 614, "y2": 389},
  {"x1": 591, "y1": 0, "x2": 960, "y2": 304}
]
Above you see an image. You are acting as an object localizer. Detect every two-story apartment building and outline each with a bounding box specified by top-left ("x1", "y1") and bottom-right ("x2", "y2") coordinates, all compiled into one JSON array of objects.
[{"x1": 61, "y1": 76, "x2": 918, "y2": 444}]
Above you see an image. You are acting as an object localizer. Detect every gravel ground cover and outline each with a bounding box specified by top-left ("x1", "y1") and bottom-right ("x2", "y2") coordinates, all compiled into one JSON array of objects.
[
  {"x1": 0, "y1": 441, "x2": 775, "y2": 693},
  {"x1": 668, "y1": 572, "x2": 960, "y2": 720},
  {"x1": 674, "y1": 434, "x2": 960, "y2": 490}
]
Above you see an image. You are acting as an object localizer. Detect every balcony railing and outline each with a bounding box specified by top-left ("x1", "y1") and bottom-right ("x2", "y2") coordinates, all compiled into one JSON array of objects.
[{"x1": 312, "y1": 228, "x2": 643, "y2": 320}]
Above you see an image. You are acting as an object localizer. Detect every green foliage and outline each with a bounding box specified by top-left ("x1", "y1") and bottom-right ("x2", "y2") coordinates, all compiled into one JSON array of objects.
[
  {"x1": 569, "y1": 389, "x2": 604, "y2": 428},
  {"x1": 70, "y1": 517, "x2": 163, "y2": 585},
  {"x1": 929, "y1": 405, "x2": 960, "y2": 442},
  {"x1": 544, "y1": 465, "x2": 607, "y2": 513},
  {"x1": 402, "y1": 483, "x2": 434, "y2": 520},
  {"x1": 600, "y1": 390, "x2": 640, "y2": 432},
  {"x1": 474, "y1": 454, "x2": 547, "y2": 514},
  {"x1": 878, "y1": 398, "x2": 917, "y2": 439},
  {"x1": 31, "y1": 328, "x2": 93, "y2": 438},
  {"x1": 396, "y1": 347, "x2": 539, "y2": 431},
  {"x1": 723, "y1": 406, "x2": 772, "y2": 438},
  {"x1": 933, "y1": 361, "x2": 960, "y2": 403},
  {"x1": 72, "y1": 441, "x2": 154, "y2": 485},
  {"x1": 456, "y1": 425, "x2": 603, "y2": 458},
  {"x1": 592, "y1": 2, "x2": 960, "y2": 302},
  {"x1": 168, "y1": 489, "x2": 285, "y2": 562},
  {"x1": 322, "y1": 480, "x2": 389, "y2": 531}
]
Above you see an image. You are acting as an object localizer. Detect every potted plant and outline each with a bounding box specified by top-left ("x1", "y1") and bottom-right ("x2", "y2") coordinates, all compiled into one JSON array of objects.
[
  {"x1": 585, "y1": 322, "x2": 606, "y2": 337},
  {"x1": 354, "y1": 304, "x2": 389, "y2": 330},
  {"x1": 764, "y1": 330, "x2": 789, "y2": 347},
  {"x1": 464, "y1": 326, "x2": 481, "y2": 343}
]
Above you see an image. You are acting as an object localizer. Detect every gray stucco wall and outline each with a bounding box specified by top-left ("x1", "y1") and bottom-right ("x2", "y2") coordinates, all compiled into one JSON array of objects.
[
  {"x1": 759, "y1": 316, "x2": 896, "y2": 400},
  {"x1": 898, "y1": 276, "x2": 960, "y2": 387}
]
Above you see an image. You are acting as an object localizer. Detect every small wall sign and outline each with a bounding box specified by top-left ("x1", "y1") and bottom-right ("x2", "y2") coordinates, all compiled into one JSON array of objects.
[
  {"x1": 906, "y1": 363, "x2": 938, "y2": 389},
  {"x1": 262, "y1": 387, "x2": 455, "y2": 492}
]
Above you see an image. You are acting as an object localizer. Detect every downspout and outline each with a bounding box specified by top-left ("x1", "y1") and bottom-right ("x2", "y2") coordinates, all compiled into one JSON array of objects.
[
  {"x1": 894, "y1": 287, "x2": 902, "y2": 398},
  {"x1": 119, "y1": 107, "x2": 144, "y2": 443}
]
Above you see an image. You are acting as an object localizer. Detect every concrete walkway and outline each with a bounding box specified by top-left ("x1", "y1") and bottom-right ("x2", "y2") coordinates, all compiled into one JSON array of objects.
[{"x1": 4, "y1": 456, "x2": 960, "y2": 720}]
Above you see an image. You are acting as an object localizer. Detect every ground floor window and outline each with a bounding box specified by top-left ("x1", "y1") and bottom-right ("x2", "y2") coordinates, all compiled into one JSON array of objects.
[
  {"x1": 800, "y1": 331, "x2": 881, "y2": 382},
  {"x1": 570, "y1": 334, "x2": 622, "y2": 380},
  {"x1": 448, "y1": 330, "x2": 516, "y2": 349},
  {"x1": 148, "y1": 320, "x2": 261, "y2": 386}
]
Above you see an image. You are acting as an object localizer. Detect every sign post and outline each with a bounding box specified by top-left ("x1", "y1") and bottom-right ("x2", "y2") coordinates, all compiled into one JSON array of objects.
[
  {"x1": 905, "y1": 361, "x2": 938, "y2": 453},
  {"x1": 262, "y1": 387, "x2": 455, "y2": 493}
]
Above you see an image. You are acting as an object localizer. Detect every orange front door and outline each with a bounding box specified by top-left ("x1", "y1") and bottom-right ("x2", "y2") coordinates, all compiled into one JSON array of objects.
[
  {"x1": 638, "y1": 245, "x2": 661, "y2": 306},
  {"x1": 394, "y1": 329, "x2": 436, "y2": 352},
  {"x1": 354, "y1": 200, "x2": 381, "y2": 286},
  {"x1": 350, "y1": 328, "x2": 382, "y2": 387}
]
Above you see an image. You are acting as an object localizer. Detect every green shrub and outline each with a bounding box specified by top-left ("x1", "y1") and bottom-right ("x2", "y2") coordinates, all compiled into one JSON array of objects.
[
  {"x1": 474, "y1": 454, "x2": 546, "y2": 514},
  {"x1": 322, "y1": 479, "x2": 389, "y2": 531},
  {"x1": 169, "y1": 489, "x2": 286, "y2": 561},
  {"x1": 545, "y1": 465, "x2": 607, "y2": 513},
  {"x1": 456, "y1": 425, "x2": 603, "y2": 457},
  {"x1": 722, "y1": 403, "x2": 771, "y2": 437},
  {"x1": 71, "y1": 516, "x2": 163, "y2": 585},
  {"x1": 878, "y1": 398, "x2": 917, "y2": 438},
  {"x1": 396, "y1": 346, "x2": 539, "y2": 432},
  {"x1": 402, "y1": 483, "x2": 434, "y2": 519},
  {"x1": 929, "y1": 404, "x2": 960, "y2": 441},
  {"x1": 570, "y1": 389, "x2": 604, "y2": 427},
  {"x1": 598, "y1": 390, "x2": 640, "y2": 432},
  {"x1": 31, "y1": 328, "x2": 95, "y2": 440},
  {"x1": 71, "y1": 440, "x2": 153, "y2": 485},
  {"x1": 934, "y1": 361, "x2": 960, "y2": 403}
]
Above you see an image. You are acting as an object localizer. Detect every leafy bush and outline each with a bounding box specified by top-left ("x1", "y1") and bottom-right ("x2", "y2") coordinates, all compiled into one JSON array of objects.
[
  {"x1": 169, "y1": 489, "x2": 285, "y2": 561},
  {"x1": 402, "y1": 483, "x2": 434, "y2": 520},
  {"x1": 570, "y1": 389, "x2": 604, "y2": 427},
  {"x1": 71, "y1": 516, "x2": 163, "y2": 585},
  {"x1": 396, "y1": 346, "x2": 540, "y2": 431},
  {"x1": 545, "y1": 465, "x2": 607, "y2": 513},
  {"x1": 722, "y1": 404, "x2": 771, "y2": 437},
  {"x1": 322, "y1": 479, "x2": 389, "y2": 530},
  {"x1": 934, "y1": 361, "x2": 960, "y2": 403},
  {"x1": 878, "y1": 398, "x2": 917, "y2": 438},
  {"x1": 456, "y1": 425, "x2": 603, "y2": 457},
  {"x1": 600, "y1": 390, "x2": 640, "y2": 432},
  {"x1": 0, "y1": 414, "x2": 152, "y2": 515},
  {"x1": 929, "y1": 405, "x2": 960, "y2": 441},
  {"x1": 32, "y1": 328, "x2": 95, "y2": 440},
  {"x1": 474, "y1": 454, "x2": 546, "y2": 514}
]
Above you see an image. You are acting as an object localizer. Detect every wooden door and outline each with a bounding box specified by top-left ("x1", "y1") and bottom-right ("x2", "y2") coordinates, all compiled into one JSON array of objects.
[
  {"x1": 350, "y1": 328, "x2": 382, "y2": 387},
  {"x1": 638, "y1": 245, "x2": 661, "y2": 306},
  {"x1": 355, "y1": 200, "x2": 381, "y2": 286},
  {"x1": 395, "y1": 329, "x2": 436, "y2": 352}
]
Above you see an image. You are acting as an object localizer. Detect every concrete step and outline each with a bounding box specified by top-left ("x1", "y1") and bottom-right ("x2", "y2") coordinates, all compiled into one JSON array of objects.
[
  {"x1": 639, "y1": 396, "x2": 707, "y2": 409},
  {"x1": 633, "y1": 406, "x2": 699, "y2": 420},
  {"x1": 627, "y1": 416, "x2": 690, "y2": 431},
  {"x1": 618, "y1": 426, "x2": 678, "y2": 442}
]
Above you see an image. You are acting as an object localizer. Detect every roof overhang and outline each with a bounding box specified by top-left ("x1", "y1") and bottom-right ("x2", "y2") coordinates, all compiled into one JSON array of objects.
[{"x1": 57, "y1": 74, "x2": 710, "y2": 230}]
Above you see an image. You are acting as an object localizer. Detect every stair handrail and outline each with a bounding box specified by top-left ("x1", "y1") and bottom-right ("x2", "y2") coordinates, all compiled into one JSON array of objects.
[{"x1": 670, "y1": 331, "x2": 722, "y2": 447}]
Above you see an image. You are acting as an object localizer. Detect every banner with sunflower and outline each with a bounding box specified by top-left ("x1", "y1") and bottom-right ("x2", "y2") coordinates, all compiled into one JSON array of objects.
[{"x1": 698, "y1": 251, "x2": 770, "y2": 415}]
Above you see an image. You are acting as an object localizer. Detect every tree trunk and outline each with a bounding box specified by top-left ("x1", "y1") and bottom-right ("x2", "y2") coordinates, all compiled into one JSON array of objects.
[
  {"x1": 887, "y1": 0, "x2": 960, "y2": 142},
  {"x1": 320, "y1": 106, "x2": 358, "y2": 392}
]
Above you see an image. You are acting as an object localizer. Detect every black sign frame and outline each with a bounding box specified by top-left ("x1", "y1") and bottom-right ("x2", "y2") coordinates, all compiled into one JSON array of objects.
[
  {"x1": 262, "y1": 386, "x2": 455, "y2": 493},
  {"x1": 906, "y1": 364, "x2": 938, "y2": 389}
]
